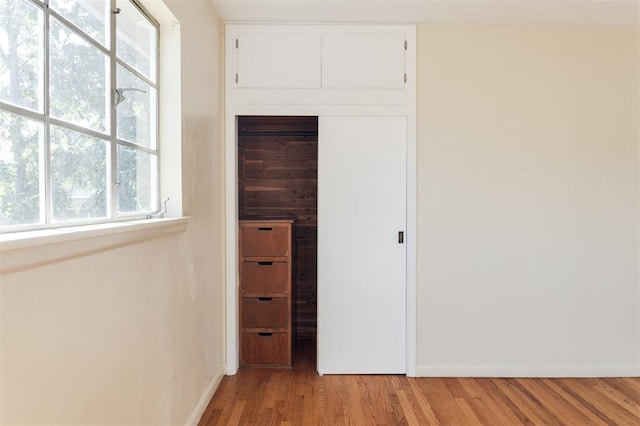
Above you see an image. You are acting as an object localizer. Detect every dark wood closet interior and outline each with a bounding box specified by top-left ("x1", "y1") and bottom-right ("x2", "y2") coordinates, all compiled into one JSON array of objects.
[{"x1": 237, "y1": 116, "x2": 318, "y2": 341}]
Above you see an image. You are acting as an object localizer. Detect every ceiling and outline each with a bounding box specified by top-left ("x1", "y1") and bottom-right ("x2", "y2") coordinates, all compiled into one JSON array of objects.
[{"x1": 209, "y1": 0, "x2": 639, "y2": 26}]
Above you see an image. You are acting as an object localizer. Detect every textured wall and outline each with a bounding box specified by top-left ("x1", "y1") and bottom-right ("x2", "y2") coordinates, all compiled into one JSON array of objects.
[
  {"x1": 416, "y1": 24, "x2": 639, "y2": 375},
  {"x1": 0, "y1": 0, "x2": 225, "y2": 424}
]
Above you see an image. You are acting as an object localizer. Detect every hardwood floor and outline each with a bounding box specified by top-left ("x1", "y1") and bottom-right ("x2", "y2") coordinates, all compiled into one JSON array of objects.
[{"x1": 199, "y1": 341, "x2": 640, "y2": 425}]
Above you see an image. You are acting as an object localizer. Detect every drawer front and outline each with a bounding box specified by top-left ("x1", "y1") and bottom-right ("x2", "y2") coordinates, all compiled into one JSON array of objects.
[
  {"x1": 241, "y1": 332, "x2": 289, "y2": 365},
  {"x1": 241, "y1": 262, "x2": 288, "y2": 293},
  {"x1": 241, "y1": 226, "x2": 289, "y2": 257},
  {"x1": 243, "y1": 297, "x2": 288, "y2": 328}
]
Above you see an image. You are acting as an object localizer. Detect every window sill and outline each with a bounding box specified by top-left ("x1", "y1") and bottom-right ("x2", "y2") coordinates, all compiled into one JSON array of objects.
[{"x1": 0, "y1": 217, "x2": 189, "y2": 276}]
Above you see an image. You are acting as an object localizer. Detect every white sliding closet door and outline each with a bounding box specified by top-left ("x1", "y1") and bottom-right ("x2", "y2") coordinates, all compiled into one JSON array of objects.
[{"x1": 318, "y1": 116, "x2": 407, "y2": 374}]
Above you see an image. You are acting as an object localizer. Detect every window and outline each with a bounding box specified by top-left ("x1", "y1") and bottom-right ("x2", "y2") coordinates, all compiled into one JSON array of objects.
[{"x1": 0, "y1": 0, "x2": 159, "y2": 232}]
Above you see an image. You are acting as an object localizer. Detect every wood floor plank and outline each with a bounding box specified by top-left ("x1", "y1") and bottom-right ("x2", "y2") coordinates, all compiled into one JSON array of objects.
[
  {"x1": 198, "y1": 341, "x2": 640, "y2": 425},
  {"x1": 461, "y1": 378, "x2": 524, "y2": 425},
  {"x1": 540, "y1": 378, "x2": 607, "y2": 425},
  {"x1": 512, "y1": 379, "x2": 567, "y2": 424},
  {"x1": 441, "y1": 378, "x2": 493, "y2": 424},
  {"x1": 396, "y1": 389, "x2": 421, "y2": 425},
  {"x1": 353, "y1": 376, "x2": 380, "y2": 425},
  {"x1": 566, "y1": 378, "x2": 640, "y2": 425},
  {"x1": 517, "y1": 378, "x2": 594, "y2": 425},
  {"x1": 593, "y1": 379, "x2": 640, "y2": 422},
  {"x1": 549, "y1": 378, "x2": 618, "y2": 425},
  {"x1": 406, "y1": 378, "x2": 441, "y2": 425},
  {"x1": 226, "y1": 401, "x2": 246, "y2": 426},
  {"x1": 621, "y1": 378, "x2": 640, "y2": 398},
  {"x1": 454, "y1": 398, "x2": 483, "y2": 425},
  {"x1": 420, "y1": 378, "x2": 474, "y2": 425},
  {"x1": 479, "y1": 378, "x2": 534, "y2": 424}
]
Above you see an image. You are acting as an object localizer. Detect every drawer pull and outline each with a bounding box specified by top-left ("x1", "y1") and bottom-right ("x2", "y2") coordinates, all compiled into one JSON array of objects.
[
  {"x1": 258, "y1": 261, "x2": 273, "y2": 266},
  {"x1": 258, "y1": 227, "x2": 273, "y2": 231},
  {"x1": 257, "y1": 332, "x2": 273, "y2": 337},
  {"x1": 257, "y1": 297, "x2": 273, "y2": 302}
]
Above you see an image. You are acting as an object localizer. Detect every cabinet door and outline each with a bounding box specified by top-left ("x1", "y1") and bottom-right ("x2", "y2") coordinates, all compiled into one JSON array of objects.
[
  {"x1": 236, "y1": 33, "x2": 321, "y2": 88},
  {"x1": 321, "y1": 34, "x2": 406, "y2": 89},
  {"x1": 318, "y1": 116, "x2": 407, "y2": 374}
]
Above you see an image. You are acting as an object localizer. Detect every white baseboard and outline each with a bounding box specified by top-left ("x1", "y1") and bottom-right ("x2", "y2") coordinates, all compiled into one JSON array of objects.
[
  {"x1": 415, "y1": 363, "x2": 640, "y2": 378},
  {"x1": 186, "y1": 364, "x2": 226, "y2": 426}
]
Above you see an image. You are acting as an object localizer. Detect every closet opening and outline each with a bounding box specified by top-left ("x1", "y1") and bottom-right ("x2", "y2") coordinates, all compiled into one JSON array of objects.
[{"x1": 237, "y1": 115, "x2": 318, "y2": 368}]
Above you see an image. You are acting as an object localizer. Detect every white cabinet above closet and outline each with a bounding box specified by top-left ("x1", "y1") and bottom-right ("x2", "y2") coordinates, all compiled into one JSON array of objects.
[
  {"x1": 322, "y1": 34, "x2": 407, "y2": 89},
  {"x1": 236, "y1": 33, "x2": 321, "y2": 88},
  {"x1": 228, "y1": 25, "x2": 414, "y2": 94}
]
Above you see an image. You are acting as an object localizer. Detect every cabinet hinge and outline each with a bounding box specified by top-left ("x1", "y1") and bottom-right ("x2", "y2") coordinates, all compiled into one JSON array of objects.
[
  {"x1": 235, "y1": 38, "x2": 239, "y2": 49},
  {"x1": 404, "y1": 73, "x2": 407, "y2": 83},
  {"x1": 235, "y1": 73, "x2": 239, "y2": 84},
  {"x1": 404, "y1": 40, "x2": 408, "y2": 50}
]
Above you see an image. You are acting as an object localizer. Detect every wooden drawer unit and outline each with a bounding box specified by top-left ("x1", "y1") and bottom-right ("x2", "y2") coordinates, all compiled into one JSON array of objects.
[
  {"x1": 241, "y1": 262, "x2": 288, "y2": 294},
  {"x1": 239, "y1": 220, "x2": 294, "y2": 368},
  {"x1": 241, "y1": 332, "x2": 289, "y2": 366},
  {"x1": 243, "y1": 297, "x2": 288, "y2": 328},
  {"x1": 240, "y1": 226, "x2": 290, "y2": 257}
]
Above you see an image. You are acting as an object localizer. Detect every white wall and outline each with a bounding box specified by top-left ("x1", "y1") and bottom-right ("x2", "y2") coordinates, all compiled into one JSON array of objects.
[
  {"x1": 417, "y1": 24, "x2": 639, "y2": 376},
  {"x1": 0, "y1": 1, "x2": 225, "y2": 424}
]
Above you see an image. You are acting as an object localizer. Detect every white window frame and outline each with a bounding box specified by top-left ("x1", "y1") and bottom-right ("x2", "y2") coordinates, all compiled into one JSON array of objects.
[{"x1": 0, "y1": 0, "x2": 161, "y2": 234}]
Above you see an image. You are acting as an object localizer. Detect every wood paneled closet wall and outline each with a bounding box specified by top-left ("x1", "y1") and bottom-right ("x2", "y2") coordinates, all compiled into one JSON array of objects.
[{"x1": 237, "y1": 116, "x2": 318, "y2": 340}]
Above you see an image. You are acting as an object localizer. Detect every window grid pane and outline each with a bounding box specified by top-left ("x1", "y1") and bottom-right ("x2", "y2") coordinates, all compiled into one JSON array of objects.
[
  {"x1": 115, "y1": 0, "x2": 157, "y2": 83},
  {"x1": 0, "y1": 0, "x2": 45, "y2": 113},
  {"x1": 49, "y1": 17, "x2": 109, "y2": 134},
  {"x1": 49, "y1": 0, "x2": 110, "y2": 48},
  {"x1": 50, "y1": 126, "x2": 108, "y2": 222},
  {"x1": 0, "y1": 110, "x2": 43, "y2": 227},
  {"x1": 117, "y1": 144, "x2": 157, "y2": 214},
  {"x1": 116, "y1": 64, "x2": 156, "y2": 149}
]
